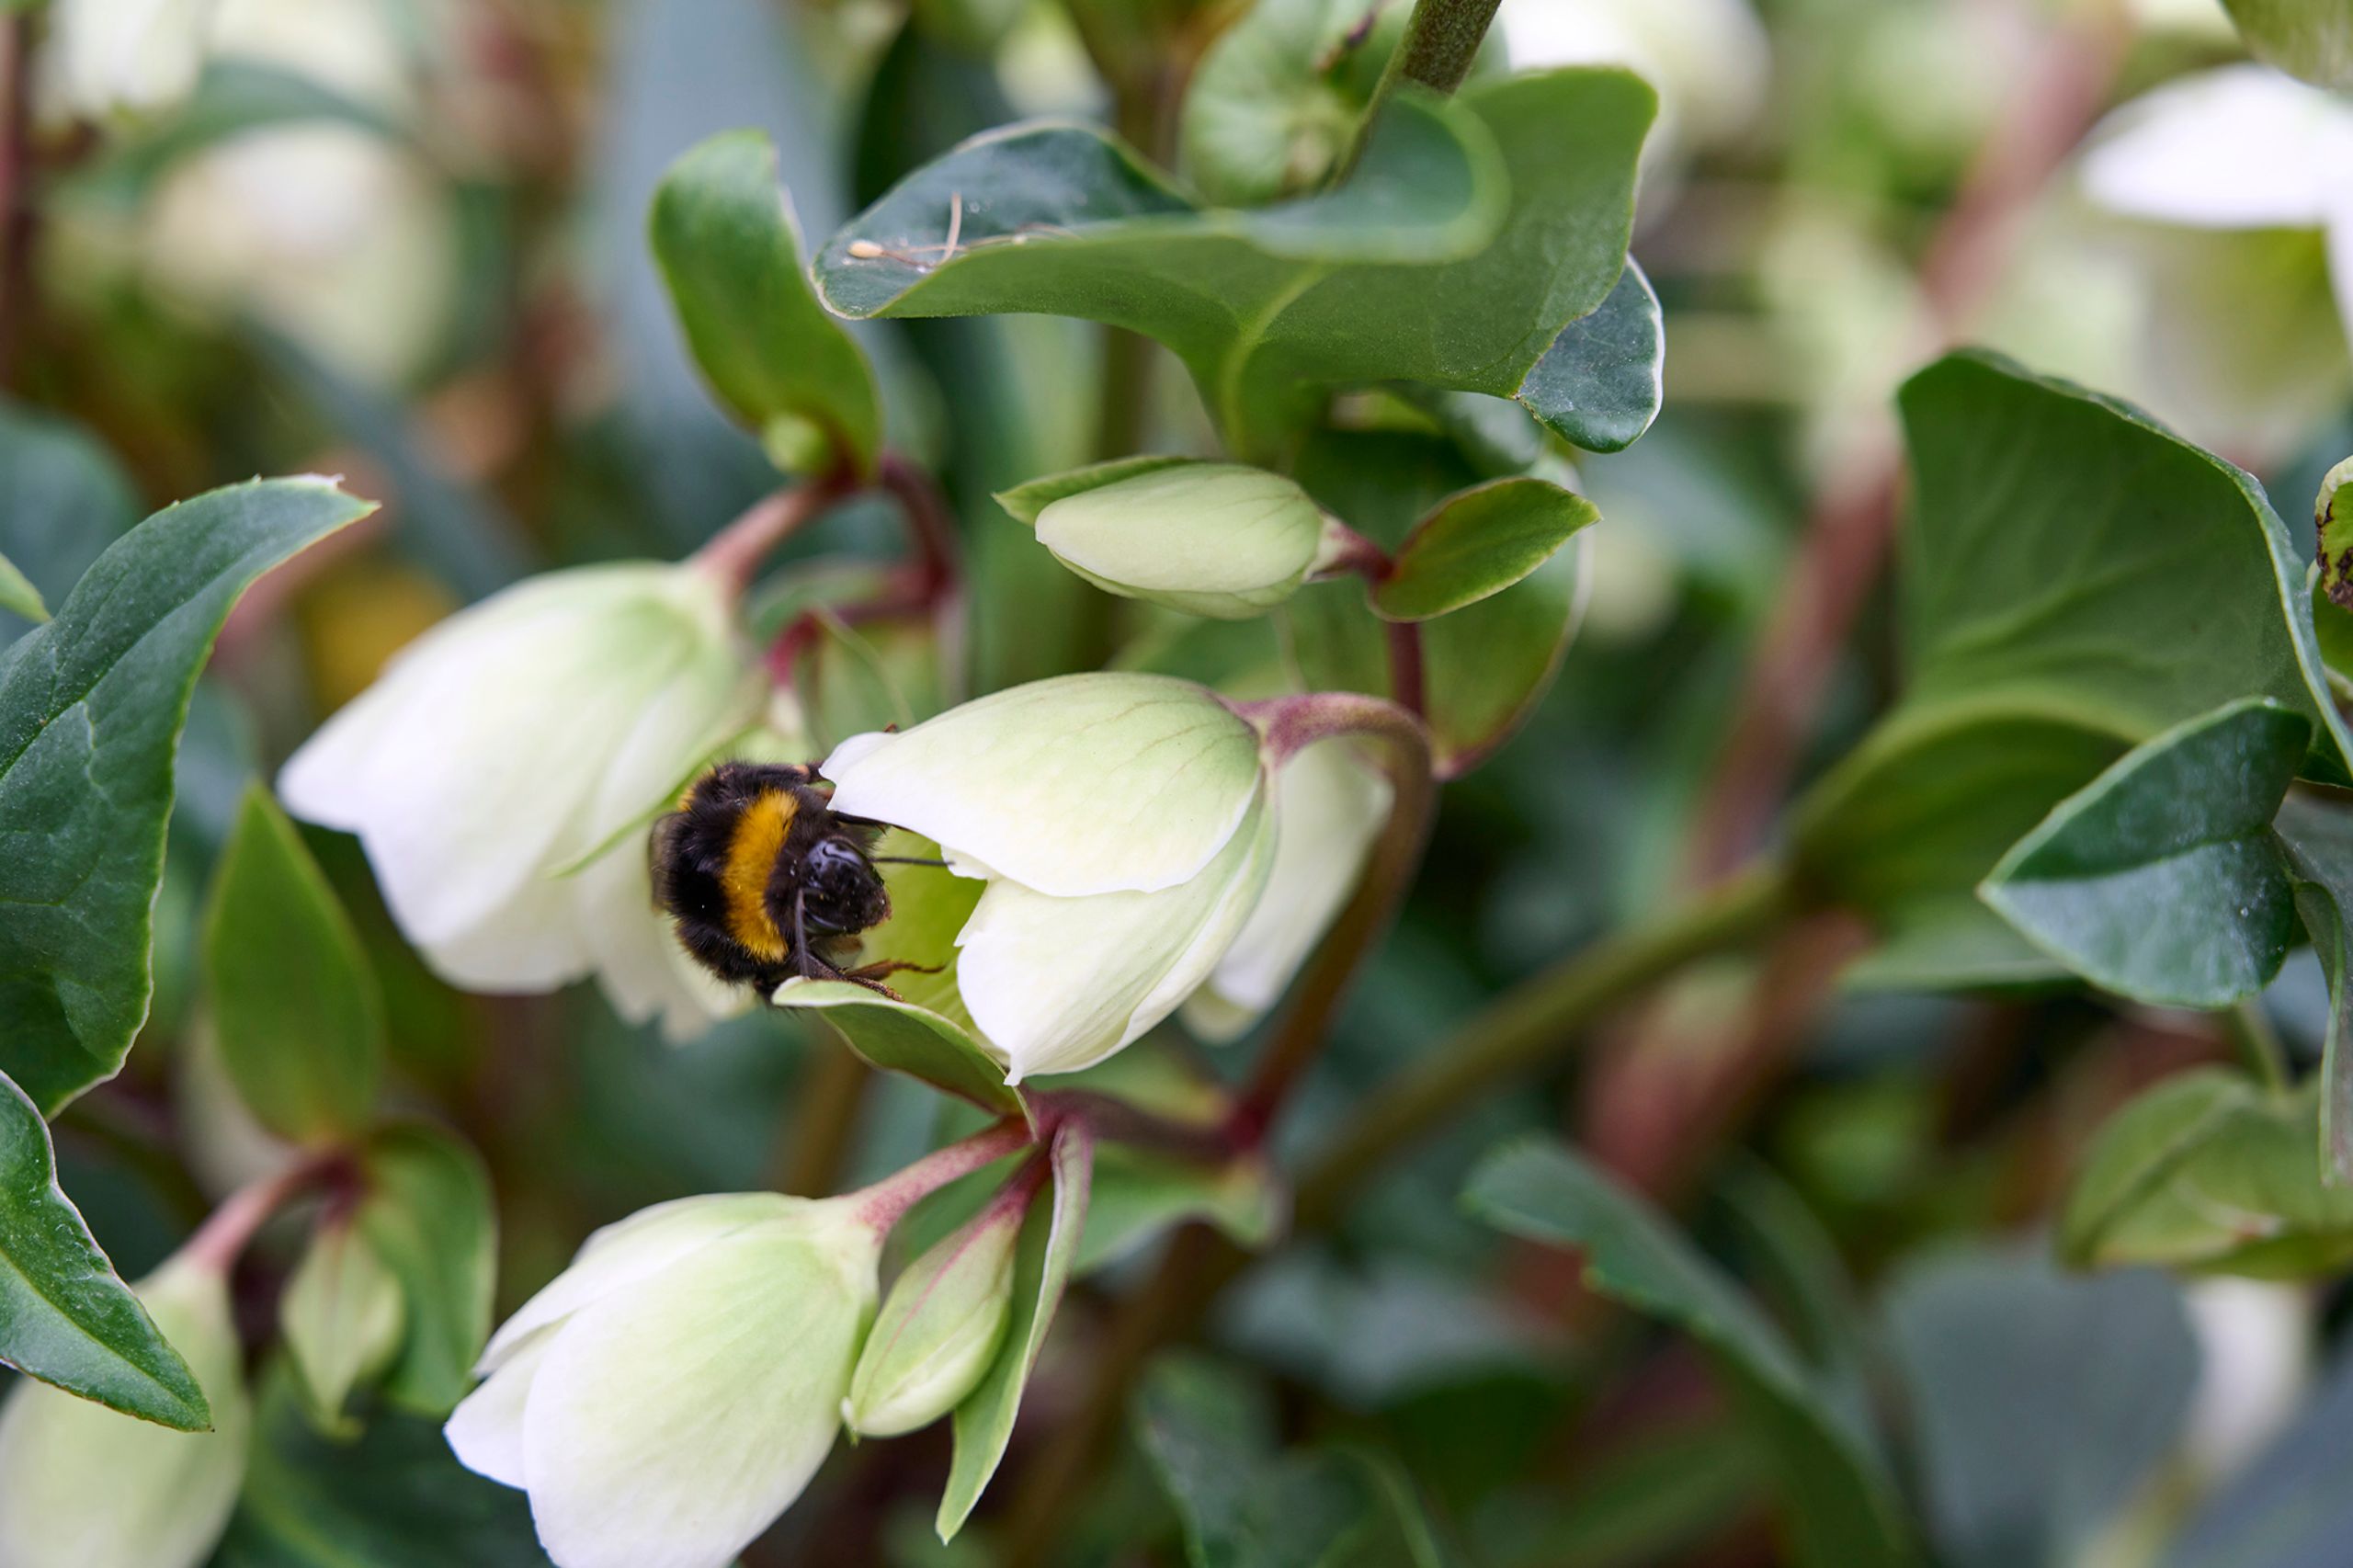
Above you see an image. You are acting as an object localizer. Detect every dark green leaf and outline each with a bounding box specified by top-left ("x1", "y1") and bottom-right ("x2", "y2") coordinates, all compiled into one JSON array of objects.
[
  {"x1": 0, "y1": 477, "x2": 373, "y2": 1113},
  {"x1": 210, "y1": 1363, "x2": 551, "y2": 1567},
  {"x1": 2060, "y1": 1069, "x2": 2353, "y2": 1276},
  {"x1": 202, "y1": 785, "x2": 384, "y2": 1143},
  {"x1": 1798, "y1": 352, "x2": 2350, "y2": 962},
  {"x1": 0, "y1": 401, "x2": 139, "y2": 644},
  {"x1": 1423, "y1": 540, "x2": 1582, "y2": 776},
  {"x1": 0, "y1": 553, "x2": 43, "y2": 625},
  {"x1": 1881, "y1": 1250, "x2": 2197, "y2": 1568},
  {"x1": 939, "y1": 1122, "x2": 1092, "y2": 1540},
  {"x1": 1515, "y1": 257, "x2": 1664, "y2": 454},
  {"x1": 2272, "y1": 787, "x2": 2353, "y2": 1181},
  {"x1": 1132, "y1": 1352, "x2": 1376, "y2": 1568},
  {"x1": 1979, "y1": 699, "x2": 2308, "y2": 1008},
  {"x1": 354, "y1": 1125, "x2": 495, "y2": 1415},
  {"x1": 1463, "y1": 1139, "x2": 1916, "y2": 1568},
  {"x1": 820, "y1": 72, "x2": 1652, "y2": 458},
  {"x1": 0, "y1": 1069, "x2": 208, "y2": 1429},
  {"x1": 2162, "y1": 1346, "x2": 2353, "y2": 1568},
  {"x1": 650, "y1": 130, "x2": 882, "y2": 477},
  {"x1": 1373, "y1": 477, "x2": 1597, "y2": 622}
]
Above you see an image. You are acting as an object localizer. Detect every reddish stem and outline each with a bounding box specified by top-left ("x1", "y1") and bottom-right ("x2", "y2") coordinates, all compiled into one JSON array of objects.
[
  {"x1": 693, "y1": 482, "x2": 845, "y2": 601},
  {"x1": 1383, "y1": 619, "x2": 1427, "y2": 718},
  {"x1": 180, "y1": 1151, "x2": 355, "y2": 1275},
  {"x1": 847, "y1": 1119, "x2": 1032, "y2": 1233}
]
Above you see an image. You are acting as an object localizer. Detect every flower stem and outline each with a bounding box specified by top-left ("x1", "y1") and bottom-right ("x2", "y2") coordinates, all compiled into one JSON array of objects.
[
  {"x1": 691, "y1": 482, "x2": 842, "y2": 600},
  {"x1": 1342, "y1": 0, "x2": 1503, "y2": 178},
  {"x1": 2224, "y1": 1000, "x2": 2291, "y2": 1097},
  {"x1": 877, "y1": 453, "x2": 962, "y2": 604},
  {"x1": 180, "y1": 1151, "x2": 352, "y2": 1275},
  {"x1": 1294, "y1": 858, "x2": 1796, "y2": 1226},
  {"x1": 847, "y1": 1119, "x2": 1032, "y2": 1233}
]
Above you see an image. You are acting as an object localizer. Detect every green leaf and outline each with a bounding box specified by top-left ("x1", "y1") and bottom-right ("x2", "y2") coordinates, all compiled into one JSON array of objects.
[
  {"x1": 1423, "y1": 540, "x2": 1583, "y2": 776},
  {"x1": 0, "y1": 553, "x2": 44, "y2": 624},
  {"x1": 995, "y1": 456, "x2": 1201, "y2": 527},
  {"x1": 0, "y1": 401, "x2": 139, "y2": 646},
  {"x1": 2273, "y1": 787, "x2": 2353, "y2": 1182},
  {"x1": 1372, "y1": 477, "x2": 1597, "y2": 622},
  {"x1": 279, "y1": 1221, "x2": 404, "y2": 1430},
  {"x1": 1515, "y1": 256, "x2": 1664, "y2": 454},
  {"x1": 1796, "y1": 352, "x2": 2351, "y2": 960},
  {"x1": 0, "y1": 477, "x2": 373, "y2": 1113},
  {"x1": 938, "y1": 1121, "x2": 1092, "y2": 1540},
  {"x1": 2059, "y1": 1069, "x2": 2353, "y2": 1276},
  {"x1": 1978, "y1": 699, "x2": 2308, "y2": 1008},
  {"x1": 819, "y1": 71, "x2": 1652, "y2": 457},
  {"x1": 1178, "y1": 0, "x2": 1387, "y2": 206},
  {"x1": 0, "y1": 1069, "x2": 210, "y2": 1428},
  {"x1": 211, "y1": 1362, "x2": 551, "y2": 1567},
  {"x1": 1881, "y1": 1249, "x2": 2198, "y2": 1568},
  {"x1": 353, "y1": 1125, "x2": 495, "y2": 1415},
  {"x1": 201, "y1": 785, "x2": 385, "y2": 1143},
  {"x1": 651, "y1": 129, "x2": 883, "y2": 478},
  {"x1": 1132, "y1": 1352, "x2": 1376, "y2": 1568},
  {"x1": 2221, "y1": 0, "x2": 2353, "y2": 89},
  {"x1": 1079, "y1": 1146, "x2": 1281, "y2": 1275},
  {"x1": 1463, "y1": 1140, "x2": 1916, "y2": 1568}
]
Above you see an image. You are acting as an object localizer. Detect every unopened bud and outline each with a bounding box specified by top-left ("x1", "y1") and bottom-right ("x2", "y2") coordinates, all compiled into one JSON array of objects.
[{"x1": 843, "y1": 1185, "x2": 1026, "y2": 1437}]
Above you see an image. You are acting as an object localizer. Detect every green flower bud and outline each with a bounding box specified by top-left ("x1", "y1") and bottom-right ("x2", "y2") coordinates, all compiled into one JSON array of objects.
[
  {"x1": 1031, "y1": 462, "x2": 1337, "y2": 620},
  {"x1": 0, "y1": 1256, "x2": 252, "y2": 1568},
  {"x1": 281, "y1": 1220, "x2": 406, "y2": 1426},
  {"x1": 845, "y1": 1189, "x2": 1025, "y2": 1437}
]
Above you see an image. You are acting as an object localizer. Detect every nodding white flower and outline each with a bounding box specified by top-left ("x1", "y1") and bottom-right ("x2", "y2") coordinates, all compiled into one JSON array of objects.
[
  {"x1": 50, "y1": 0, "x2": 220, "y2": 121},
  {"x1": 279, "y1": 562, "x2": 770, "y2": 1042},
  {"x1": 2083, "y1": 65, "x2": 2353, "y2": 358},
  {"x1": 1182, "y1": 735, "x2": 1391, "y2": 1041},
  {"x1": 0, "y1": 1256, "x2": 250, "y2": 1568},
  {"x1": 821, "y1": 672, "x2": 1279, "y2": 1081},
  {"x1": 446, "y1": 1192, "x2": 885, "y2": 1568}
]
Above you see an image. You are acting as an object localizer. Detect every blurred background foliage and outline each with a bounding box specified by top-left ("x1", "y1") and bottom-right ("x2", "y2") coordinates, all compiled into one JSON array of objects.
[{"x1": 6, "y1": 0, "x2": 2353, "y2": 1563}]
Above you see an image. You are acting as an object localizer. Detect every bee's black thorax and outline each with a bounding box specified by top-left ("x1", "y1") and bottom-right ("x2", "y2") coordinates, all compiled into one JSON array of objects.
[{"x1": 651, "y1": 761, "x2": 891, "y2": 992}]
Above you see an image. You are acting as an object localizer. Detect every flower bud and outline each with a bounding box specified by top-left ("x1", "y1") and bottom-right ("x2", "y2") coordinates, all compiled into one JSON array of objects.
[
  {"x1": 446, "y1": 1192, "x2": 884, "y2": 1568},
  {"x1": 0, "y1": 1256, "x2": 251, "y2": 1568},
  {"x1": 844, "y1": 1190, "x2": 1024, "y2": 1437},
  {"x1": 279, "y1": 561, "x2": 769, "y2": 1041},
  {"x1": 822, "y1": 673, "x2": 1279, "y2": 1080},
  {"x1": 280, "y1": 1220, "x2": 405, "y2": 1426},
  {"x1": 1029, "y1": 462, "x2": 1336, "y2": 620}
]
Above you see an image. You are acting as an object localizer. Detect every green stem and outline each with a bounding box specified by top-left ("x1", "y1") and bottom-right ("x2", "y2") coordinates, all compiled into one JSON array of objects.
[
  {"x1": 1346, "y1": 0, "x2": 1502, "y2": 175},
  {"x1": 1294, "y1": 860, "x2": 1796, "y2": 1227},
  {"x1": 2224, "y1": 999, "x2": 2292, "y2": 1097}
]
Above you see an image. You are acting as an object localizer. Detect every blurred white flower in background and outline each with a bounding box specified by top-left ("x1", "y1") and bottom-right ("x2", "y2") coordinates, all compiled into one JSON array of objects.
[
  {"x1": 1496, "y1": 0, "x2": 1768, "y2": 173},
  {"x1": 2178, "y1": 1278, "x2": 2312, "y2": 1484},
  {"x1": 51, "y1": 0, "x2": 220, "y2": 119},
  {"x1": 279, "y1": 562, "x2": 777, "y2": 1042}
]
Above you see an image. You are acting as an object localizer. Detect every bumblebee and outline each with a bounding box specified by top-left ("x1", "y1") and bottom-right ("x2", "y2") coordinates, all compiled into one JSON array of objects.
[{"x1": 652, "y1": 761, "x2": 924, "y2": 996}]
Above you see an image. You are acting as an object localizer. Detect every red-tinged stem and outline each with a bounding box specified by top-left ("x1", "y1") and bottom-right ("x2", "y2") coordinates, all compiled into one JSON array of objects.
[
  {"x1": 692, "y1": 482, "x2": 844, "y2": 601},
  {"x1": 180, "y1": 1152, "x2": 354, "y2": 1275},
  {"x1": 847, "y1": 1119, "x2": 1032, "y2": 1233},
  {"x1": 1384, "y1": 619, "x2": 1427, "y2": 718},
  {"x1": 878, "y1": 453, "x2": 962, "y2": 603}
]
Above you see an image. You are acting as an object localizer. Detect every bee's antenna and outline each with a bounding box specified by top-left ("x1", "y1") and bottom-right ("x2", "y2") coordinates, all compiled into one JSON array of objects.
[{"x1": 871, "y1": 856, "x2": 951, "y2": 868}]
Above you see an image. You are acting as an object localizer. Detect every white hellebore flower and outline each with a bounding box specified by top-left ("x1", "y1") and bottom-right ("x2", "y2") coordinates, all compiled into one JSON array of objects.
[
  {"x1": 0, "y1": 1256, "x2": 251, "y2": 1568},
  {"x1": 823, "y1": 672, "x2": 1281, "y2": 1081},
  {"x1": 447, "y1": 1192, "x2": 885, "y2": 1568},
  {"x1": 279, "y1": 561, "x2": 769, "y2": 1041},
  {"x1": 51, "y1": 0, "x2": 220, "y2": 121},
  {"x1": 2082, "y1": 64, "x2": 2353, "y2": 358}
]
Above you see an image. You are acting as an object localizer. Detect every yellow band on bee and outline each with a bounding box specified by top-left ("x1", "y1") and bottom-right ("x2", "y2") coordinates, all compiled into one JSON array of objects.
[{"x1": 721, "y1": 789, "x2": 797, "y2": 961}]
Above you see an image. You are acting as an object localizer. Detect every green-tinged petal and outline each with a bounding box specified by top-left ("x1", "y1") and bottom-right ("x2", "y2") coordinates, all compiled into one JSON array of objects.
[
  {"x1": 1035, "y1": 463, "x2": 1327, "y2": 620},
  {"x1": 959, "y1": 799, "x2": 1278, "y2": 1081},
  {"x1": 444, "y1": 1331, "x2": 549, "y2": 1490},
  {"x1": 823, "y1": 673, "x2": 1265, "y2": 898}
]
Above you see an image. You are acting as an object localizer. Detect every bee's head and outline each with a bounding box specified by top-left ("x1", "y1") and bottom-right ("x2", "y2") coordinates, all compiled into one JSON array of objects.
[{"x1": 793, "y1": 833, "x2": 892, "y2": 936}]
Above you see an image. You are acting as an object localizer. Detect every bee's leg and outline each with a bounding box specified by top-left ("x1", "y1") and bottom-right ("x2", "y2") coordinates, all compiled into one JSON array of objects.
[
  {"x1": 840, "y1": 957, "x2": 942, "y2": 994},
  {"x1": 794, "y1": 890, "x2": 819, "y2": 983}
]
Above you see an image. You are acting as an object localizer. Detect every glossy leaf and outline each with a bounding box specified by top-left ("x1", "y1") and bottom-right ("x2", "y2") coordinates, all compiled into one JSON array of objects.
[
  {"x1": 650, "y1": 129, "x2": 882, "y2": 477},
  {"x1": 1372, "y1": 477, "x2": 1597, "y2": 622},
  {"x1": 1515, "y1": 257, "x2": 1664, "y2": 454},
  {"x1": 0, "y1": 553, "x2": 43, "y2": 624},
  {"x1": 1979, "y1": 699, "x2": 2308, "y2": 1008},
  {"x1": 2274, "y1": 787, "x2": 2353, "y2": 1181},
  {"x1": 1132, "y1": 1352, "x2": 1376, "y2": 1568},
  {"x1": 818, "y1": 71, "x2": 1653, "y2": 456},
  {"x1": 211, "y1": 1363, "x2": 551, "y2": 1568},
  {"x1": 2060, "y1": 1069, "x2": 2353, "y2": 1276},
  {"x1": 1463, "y1": 1139, "x2": 1916, "y2": 1568},
  {"x1": 0, "y1": 1070, "x2": 209, "y2": 1429},
  {"x1": 938, "y1": 1121, "x2": 1091, "y2": 1540},
  {"x1": 1882, "y1": 1249, "x2": 2198, "y2": 1568},
  {"x1": 353, "y1": 1125, "x2": 496, "y2": 1415},
  {"x1": 201, "y1": 785, "x2": 385, "y2": 1143},
  {"x1": 0, "y1": 477, "x2": 373, "y2": 1113},
  {"x1": 1797, "y1": 352, "x2": 2351, "y2": 964}
]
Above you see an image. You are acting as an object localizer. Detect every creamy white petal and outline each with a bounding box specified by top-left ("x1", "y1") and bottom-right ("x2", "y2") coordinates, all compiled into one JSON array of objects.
[
  {"x1": 53, "y1": 0, "x2": 218, "y2": 119},
  {"x1": 572, "y1": 830, "x2": 750, "y2": 1044},
  {"x1": 956, "y1": 797, "x2": 1277, "y2": 1080},
  {"x1": 1183, "y1": 738, "x2": 1391, "y2": 1040},
  {"x1": 0, "y1": 1260, "x2": 249, "y2": 1568},
  {"x1": 481, "y1": 1192, "x2": 800, "y2": 1369},
  {"x1": 519, "y1": 1222, "x2": 879, "y2": 1568},
  {"x1": 446, "y1": 1330, "x2": 552, "y2": 1489},
  {"x1": 2082, "y1": 65, "x2": 2353, "y2": 229},
  {"x1": 823, "y1": 673, "x2": 1263, "y2": 898},
  {"x1": 2329, "y1": 203, "x2": 2353, "y2": 352}
]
